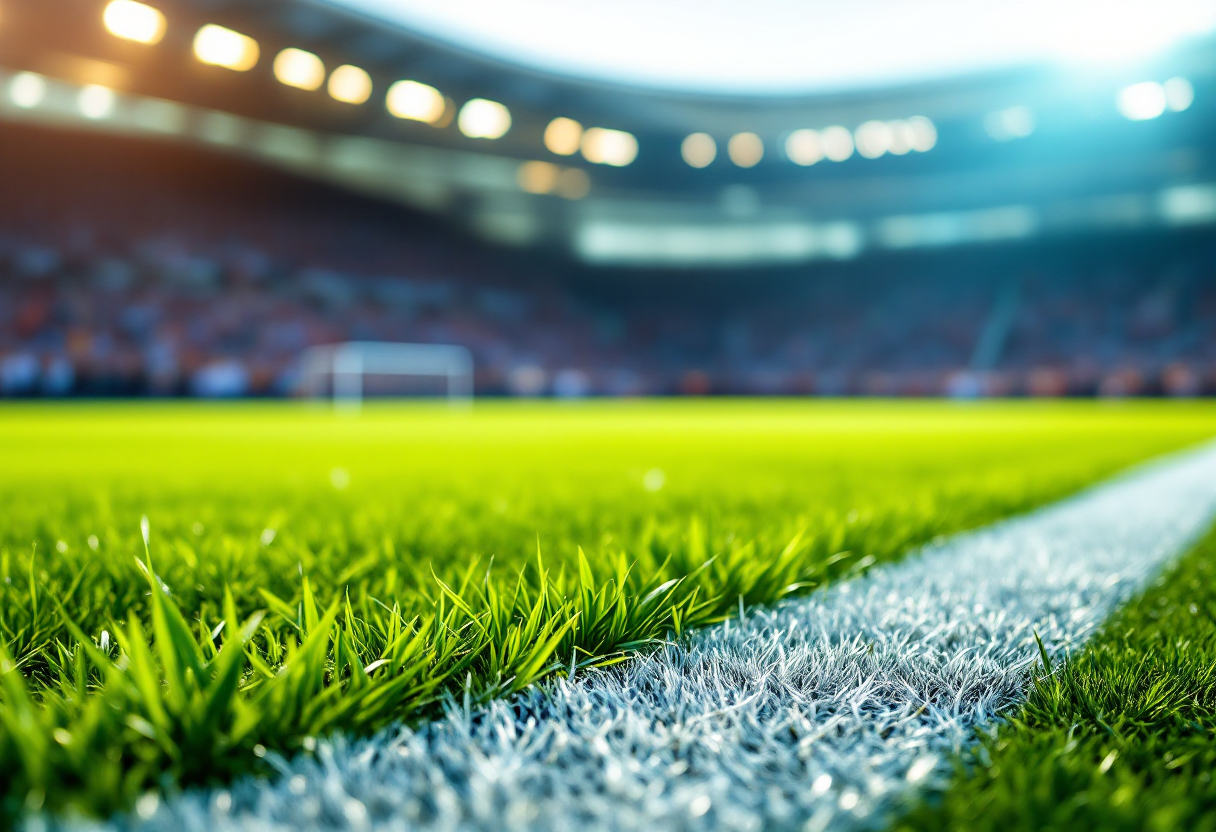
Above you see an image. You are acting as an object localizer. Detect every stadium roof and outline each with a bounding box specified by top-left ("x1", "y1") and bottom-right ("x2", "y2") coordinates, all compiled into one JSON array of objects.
[
  {"x1": 4, "y1": 0, "x2": 1214, "y2": 265},
  {"x1": 326, "y1": 0, "x2": 1216, "y2": 94}
]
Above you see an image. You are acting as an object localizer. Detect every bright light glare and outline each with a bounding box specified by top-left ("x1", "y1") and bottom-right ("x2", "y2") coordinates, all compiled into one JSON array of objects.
[
  {"x1": 728, "y1": 132, "x2": 763, "y2": 168},
  {"x1": 908, "y1": 116, "x2": 937, "y2": 151},
  {"x1": 324, "y1": 0, "x2": 1216, "y2": 94},
  {"x1": 581, "y1": 128, "x2": 638, "y2": 166},
  {"x1": 1164, "y1": 77, "x2": 1194, "y2": 111},
  {"x1": 681, "y1": 133, "x2": 716, "y2": 168},
  {"x1": 544, "y1": 117, "x2": 583, "y2": 155},
  {"x1": 194, "y1": 24, "x2": 259, "y2": 71},
  {"x1": 9, "y1": 72, "x2": 46, "y2": 109},
  {"x1": 1118, "y1": 81, "x2": 1167, "y2": 120},
  {"x1": 328, "y1": 65, "x2": 372, "y2": 104},
  {"x1": 855, "y1": 120, "x2": 893, "y2": 159},
  {"x1": 458, "y1": 98, "x2": 511, "y2": 139},
  {"x1": 103, "y1": 1, "x2": 166, "y2": 45},
  {"x1": 888, "y1": 120, "x2": 915, "y2": 155},
  {"x1": 386, "y1": 80, "x2": 445, "y2": 123},
  {"x1": 785, "y1": 129, "x2": 822, "y2": 166},
  {"x1": 518, "y1": 160, "x2": 560, "y2": 194},
  {"x1": 820, "y1": 126, "x2": 855, "y2": 162},
  {"x1": 274, "y1": 48, "x2": 325, "y2": 91},
  {"x1": 518, "y1": 160, "x2": 591, "y2": 199},
  {"x1": 78, "y1": 85, "x2": 116, "y2": 119},
  {"x1": 985, "y1": 106, "x2": 1035, "y2": 141}
]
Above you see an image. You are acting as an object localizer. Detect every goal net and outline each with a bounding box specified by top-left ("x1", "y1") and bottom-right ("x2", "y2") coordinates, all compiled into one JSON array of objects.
[{"x1": 299, "y1": 341, "x2": 473, "y2": 410}]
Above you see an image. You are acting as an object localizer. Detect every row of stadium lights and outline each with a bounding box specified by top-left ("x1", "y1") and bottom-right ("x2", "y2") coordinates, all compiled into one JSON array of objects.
[
  {"x1": 99, "y1": 1, "x2": 638, "y2": 165},
  {"x1": 984, "y1": 77, "x2": 1194, "y2": 142},
  {"x1": 31, "y1": 1, "x2": 1197, "y2": 181},
  {"x1": 98, "y1": 0, "x2": 942, "y2": 173},
  {"x1": 679, "y1": 117, "x2": 938, "y2": 169}
]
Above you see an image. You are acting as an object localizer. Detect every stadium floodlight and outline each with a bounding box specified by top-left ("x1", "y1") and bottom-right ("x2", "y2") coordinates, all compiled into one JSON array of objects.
[
  {"x1": 681, "y1": 133, "x2": 717, "y2": 168},
  {"x1": 77, "y1": 85, "x2": 116, "y2": 120},
  {"x1": 299, "y1": 342, "x2": 474, "y2": 412},
  {"x1": 194, "y1": 24, "x2": 259, "y2": 71},
  {"x1": 517, "y1": 160, "x2": 560, "y2": 194},
  {"x1": 458, "y1": 98, "x2": 511, "y2": 139},
  {"x1": 386, "y1": 80, "x2": 445, "y2": 124},
  {"x1": 820, "y1": 126, "x2": 855, "y2": 162},
  {"x1": 328, "y1": 65, "x2": 372, "y2": 104},
  {"x1": 984, "y1": 106, "x2": 1034, "y2": 141},
  {"x1": 274, "y1": 48, "x2": 326, "y2": 91},
  {"x1": 544, "y1": 117, "x2": 583, "y2": 155},
  {"x1": 580, "y1": 127, "x2": 638, "y2": 166},
  {"x1": 855, "y1": 120, "x2": 893, "y2": 159},
  {"x1": 103, "y1": 0, "x2": 166, "y2": 45},
  {"x1": 1118, "y1": 81, "x2": 1167, "y2": 121},
  {"x1": 727, "y1": 132, "x2": 764, "y2": 168},
  {"x1": 8, "y1": 72, "x2": 46, "y2": 109},
  {"x1": 785, "y1": 129, "x2": 823, "y2": 166},
  {"x1": 1164, "y1": 77, "x2": 1194, "y2": 111},
  {"x1": 907, "y1": 116, "x2": 937, "y2": 151},
  {"x1": 887, "y1": 120, "x2": 915, "y2": 155}
]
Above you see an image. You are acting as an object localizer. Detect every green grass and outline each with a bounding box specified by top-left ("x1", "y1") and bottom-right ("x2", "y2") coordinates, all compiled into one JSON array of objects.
[
  {"x1": 1, "y1": 400, "x2": 1214, "y2": 823},
  {"x1": 894, "y1": 521, "x2": 1216, "y2": 832}
]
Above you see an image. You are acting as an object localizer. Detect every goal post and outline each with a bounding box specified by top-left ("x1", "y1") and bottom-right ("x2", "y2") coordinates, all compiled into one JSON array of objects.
[{"x1": 299, "y1": 341, "x2": 473, "y2": 410}]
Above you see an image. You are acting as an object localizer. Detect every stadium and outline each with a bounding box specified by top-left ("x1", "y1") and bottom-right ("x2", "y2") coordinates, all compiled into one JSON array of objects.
[{"x1": 1, "y1": 0, "x2": 1216, "y2": 830}]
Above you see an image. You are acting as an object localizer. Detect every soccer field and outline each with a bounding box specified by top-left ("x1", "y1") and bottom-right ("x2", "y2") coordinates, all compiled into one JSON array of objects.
[{"x1": 2, "y1": 400, "x2": 1216, "y2": 826}]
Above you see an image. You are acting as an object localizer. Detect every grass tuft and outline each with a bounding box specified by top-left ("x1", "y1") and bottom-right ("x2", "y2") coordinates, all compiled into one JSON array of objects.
[{"x1": 1, "y1": 400, "x2": 1213, "y2": 822}]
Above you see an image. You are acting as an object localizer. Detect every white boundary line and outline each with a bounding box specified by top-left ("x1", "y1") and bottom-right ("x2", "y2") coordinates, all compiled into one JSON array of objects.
[{"x1": 61, "y1": 442, "x2": 1216, "y2": 832}]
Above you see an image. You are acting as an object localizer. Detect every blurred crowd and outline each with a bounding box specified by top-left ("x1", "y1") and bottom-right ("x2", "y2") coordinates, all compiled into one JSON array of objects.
[{"x1": 1, "y1": 126, "x2": 1214, "y2": 398}]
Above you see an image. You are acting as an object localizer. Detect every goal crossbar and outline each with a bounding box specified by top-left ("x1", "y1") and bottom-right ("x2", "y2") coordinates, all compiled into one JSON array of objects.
[{"x1": 299, "y1": 341, "x2": 473, "y2": 410}]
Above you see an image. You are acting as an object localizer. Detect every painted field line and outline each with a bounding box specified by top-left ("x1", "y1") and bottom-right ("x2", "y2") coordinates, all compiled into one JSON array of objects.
[{"x1": 68, "y1": 442, "x2": 1216, "y2": 832}]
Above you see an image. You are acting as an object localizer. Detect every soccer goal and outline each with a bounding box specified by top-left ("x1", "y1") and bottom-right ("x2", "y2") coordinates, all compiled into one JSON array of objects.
[{"x1": 299, "y1": 341, "x2": 474, "y2": 411}]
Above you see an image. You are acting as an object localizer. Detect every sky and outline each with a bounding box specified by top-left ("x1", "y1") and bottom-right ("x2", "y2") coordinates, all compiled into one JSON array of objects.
[{"x1": 328, "y1": 0, "x2": 1216, "y2": 94}]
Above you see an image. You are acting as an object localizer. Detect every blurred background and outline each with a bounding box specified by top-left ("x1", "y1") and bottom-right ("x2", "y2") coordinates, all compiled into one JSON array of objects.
[{"x1": 1, "y1": 0, "x2": 1214, "y2": 399}]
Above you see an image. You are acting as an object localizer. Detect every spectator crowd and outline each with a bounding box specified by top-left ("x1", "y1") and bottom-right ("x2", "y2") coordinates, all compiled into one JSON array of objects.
[{"x1": 2, "y1": 126, "x2": 1214, "y2": 399}]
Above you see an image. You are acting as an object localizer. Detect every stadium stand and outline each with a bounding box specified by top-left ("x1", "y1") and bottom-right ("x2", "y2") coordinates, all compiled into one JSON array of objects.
[{"x1": 1, "y1": 122, "x2": 1213, "y2": 399}]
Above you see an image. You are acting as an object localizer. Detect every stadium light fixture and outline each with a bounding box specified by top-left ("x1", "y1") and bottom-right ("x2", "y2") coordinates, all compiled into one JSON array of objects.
[
  {"x1": 385, "y1": 80, "x2": 445, "y2": 124},
  {"x1": 820, "y1": 125, "x2": 855, "y2": 161},
  {"x1": 518, "y1": 160, "x2": 560, "y2": 194},
  {"x1": 194, "y1": 24, "x2": 260, "y2": 71},
  {"x1": 681, "y1": 133, "x2": 716, "y2": 168},
  {"x1": 855, "y1": 120, "x2": 893, "y2": 159},
  {"x1": 1164, "y1": 77, "x2": 1194, "y2": 111},
  {"x1": 727, "y1": 132, "x2": 763, "y2": 168},
  {"x1": 328, "y1": 65, "x2": 372, "y2": 104},
  {"x1": 888, "y1": 120, "x2": 915, "y2": 155},
  {"x1": 78, "y1": 84, "x2": 116, "y2": 119},
  {"x1": 907, "y1": 116, "x2": 937, "y2": 152},
  {"x1": 984, "y1": 106, "x2": 1034, "y2": 141},
  {"x1": 544, "y1": 117, "x2": 583, "y2": 155},
  {"x1": 458, "y1": 98, "x2": 511, "y2": 139},
  {"x1": 581, "y1": 127, "x2": 638, "y2": 166},
  {"x1": 274, "y1": 48, "x2": 325, "y2": 91},
  {"x1": 8, "y1": 72, "x2": 46, "y2": 109},
  {"x1": 785, "y1": 129, "x2": 823, "y2": 166},
  {"x1": 103, "y1": 1, "x2": 166, "y2": 45},
  {"x1": 517, "y1": 159, "x2": 591, "y2": 199},
  {"x1": 1118, "y1": 81, "x2": 1167, "y2": 120}
]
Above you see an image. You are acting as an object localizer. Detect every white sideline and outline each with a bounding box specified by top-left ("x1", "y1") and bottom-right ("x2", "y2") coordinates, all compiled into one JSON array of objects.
[{"x1": 63, "y1": 442, "x2": 1216, "y2": 832}]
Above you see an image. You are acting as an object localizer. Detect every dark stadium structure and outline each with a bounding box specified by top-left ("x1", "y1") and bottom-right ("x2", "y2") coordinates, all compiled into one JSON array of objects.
[{"x1": 1, "y1": 0, "x2": 1215, "y2": 397}]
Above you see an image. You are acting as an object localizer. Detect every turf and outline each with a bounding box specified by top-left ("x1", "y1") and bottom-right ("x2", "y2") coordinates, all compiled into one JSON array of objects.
[
  {"x1": 893, "y1": 518, "x2": 1216, "y2": 832},
  {"x1": 1, "y1": 400, "x2": 1214, "y2": 823},
  {"x1": 124, "y1": 440, "x2": 1216, "y2": 832}
]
